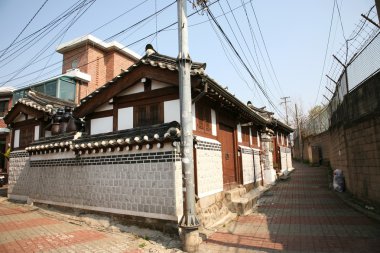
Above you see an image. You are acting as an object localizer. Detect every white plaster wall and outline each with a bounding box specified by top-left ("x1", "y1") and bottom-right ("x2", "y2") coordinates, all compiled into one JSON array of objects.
[
  {"x1": 286, "y1": 152, "x2": 293, "y2": 170},
  {"x1": 14, "y1": 129, "x2": 20, "y2": 148},
  {"x1": 241, "y1": 148, "x2": 254, "y2": 185},
  {"x1": 174, "y1": 161, "x2": 184, "y2": 221},
  {"x1": 152, "y1": 80, "x2": 171, "y2": 90},
  {"x1": 211, "y1": 109, "x2": 217, "y2": 136},
  {"x1": 192, "y1": 103, "x2": 196, "y2": 131},
  {"x1": 14, "y1": 114, "x2": 26, "y2": 122},
  {"x1": 253, "y1": 149, "x2": 262, "y2": 182},
  {"x1": 164, "y1": 99, "x2": 180, "y2": 123},
  {"x1": 34, "y1": 125, "x2": 40, "y2": 141},
  {"x1": 196, "y1": 149, "x2": 223, "y2": 198},
  {"x1": 237, "y1": 124, "x2": 242, "y2": 143},
  {"x1": 95, "y1": 102, "x2": 113, "y2": 112},
  {"x1": 249, "y1": 128, "x2": 252, "y2": 146},
  {"x1": 118, "y1": 107, "x2": 133, "y2": 130},
  {"x1": 91, "y1": 116, "x2": 113, "y2": 135},
  {"x1": 118, "y1": 82, "x2": 144, "y2": 96},
  {"x1": 280, "y1": 150, "x2": 287, "y2": 174},
  {"x1": 257, "y1": 131, "x2": 261, "y2": 147}
]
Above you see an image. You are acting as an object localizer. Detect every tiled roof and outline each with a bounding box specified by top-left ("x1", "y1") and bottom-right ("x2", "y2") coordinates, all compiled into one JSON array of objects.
[
  {"x1": 77, "y1": 52, "x2": 206, "y2": 107},
  {"x1": 25, "y1": 121, "x2": 181, "y2": 155},
  {"x1": 74, "y1": 45, "x2": 291, "y2": 132},
  {"x1": 13, "y1": 90, "x2": 74, "y2": 114},
  {"x1": 4, "y1": 90, "x2": 76, "y2": 124}
]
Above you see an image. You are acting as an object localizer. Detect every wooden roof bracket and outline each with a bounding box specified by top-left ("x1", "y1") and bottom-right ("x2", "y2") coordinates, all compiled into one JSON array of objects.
[{"x1": 192, "y1": 81, "x2": 208, "y2": 104}]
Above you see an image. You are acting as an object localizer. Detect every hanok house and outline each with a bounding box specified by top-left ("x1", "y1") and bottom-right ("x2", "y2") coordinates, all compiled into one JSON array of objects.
[{"x1": 5, "y1": 45, "x2": 292, "y2": 231}]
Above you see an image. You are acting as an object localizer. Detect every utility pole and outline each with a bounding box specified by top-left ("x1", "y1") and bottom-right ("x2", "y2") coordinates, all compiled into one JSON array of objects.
[
  {"x1": 177, "y1": 0, "x2": 200, "y2": 252},
  {"x1": 280, "y1": 96, "x2": 290, "y2": 125},
  {"x1": 295, "y1": 104, "x2": 303, "y2": 161}
]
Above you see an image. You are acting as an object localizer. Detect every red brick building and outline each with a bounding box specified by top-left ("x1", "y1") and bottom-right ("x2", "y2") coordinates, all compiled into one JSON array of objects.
[{"x1": 56, "y1": 35, "x2": 141, "y2": 101}]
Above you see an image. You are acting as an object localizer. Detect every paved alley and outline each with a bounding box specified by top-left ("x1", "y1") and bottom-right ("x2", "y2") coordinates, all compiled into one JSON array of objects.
[
  {"x1": 199, "y1": 162, "x2": 380, "y2": 253},
  {"x1": 0, "y1": 198, "x2": 181, "y2": 252}
]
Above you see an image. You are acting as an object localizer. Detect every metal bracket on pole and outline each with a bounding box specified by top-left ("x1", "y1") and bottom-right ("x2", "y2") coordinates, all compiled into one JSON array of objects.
[
  {"x1": 325, "y1": 86, "x2": 334, "y2": 95},
  {"x1": 361, "y1": 13, "x2": 380, "y2": 29},
  {"x1": 333, "y1": 55, "x2": 346, "y2": 68}
]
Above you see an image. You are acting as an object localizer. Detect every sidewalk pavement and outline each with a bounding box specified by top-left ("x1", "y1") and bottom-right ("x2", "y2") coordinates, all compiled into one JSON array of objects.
[
  {"x1": 0, "y1": 198, "x2": 182, "y2": 252},
  {"x1": 199, "y1": 161, "x2": 380, "y2": 253}
]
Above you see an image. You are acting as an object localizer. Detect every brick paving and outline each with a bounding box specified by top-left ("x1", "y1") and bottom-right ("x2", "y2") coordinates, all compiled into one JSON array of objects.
[
  {"x1": 199, "y1": 162, "x2": 380, "y2": 253},
  {"x1": 0, "y1": 199, "x2": 181, "y2": 252}
]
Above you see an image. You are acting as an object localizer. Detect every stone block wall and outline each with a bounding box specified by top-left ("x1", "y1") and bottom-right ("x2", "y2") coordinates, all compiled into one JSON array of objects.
[
  {"x1": 296, "y1": 72, "x2": 380, "y2": 205},
  {"x1": 194, "y1": 136, "x2": 223, "y2": 198},
  {"x1": 8, "y1": 151, "x2": 30, "y2": 201},
  {"x1": 330, "y1": 117, "x2": 380, "y2": 205},
  {"x1": 9, "y1": 146, "x2": 183, "y2": 221}
]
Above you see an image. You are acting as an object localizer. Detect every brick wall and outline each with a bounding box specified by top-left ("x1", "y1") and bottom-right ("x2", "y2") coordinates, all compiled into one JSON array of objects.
[
  {"x1": 105, "y1": 52, "x2": 135, "y2": 81},
  {"x1": 195, "y1": 136, "x2": 223, "y2": 198},
  {"x1": 8, "y1": 146, "x2": 184, "y2": 221},
  {"x1": 61, "y1": 45, "x2": 137, "y2": 100}
]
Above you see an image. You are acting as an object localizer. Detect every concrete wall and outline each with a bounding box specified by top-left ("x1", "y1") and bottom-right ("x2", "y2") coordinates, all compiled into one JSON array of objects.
[{"x1": 8, "y1": 146, "x2": 183, "y2": 221}]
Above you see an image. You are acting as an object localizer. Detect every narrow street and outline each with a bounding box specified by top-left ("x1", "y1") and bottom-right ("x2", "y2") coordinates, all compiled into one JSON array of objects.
[{"x1": 199, "y1": 162, "x2": 380, "y2": 253}]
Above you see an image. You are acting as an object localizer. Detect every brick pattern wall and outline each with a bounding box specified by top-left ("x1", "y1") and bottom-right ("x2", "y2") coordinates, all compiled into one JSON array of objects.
[
  {"x1": 195, "y1": 137, "x2": 223, "y2": 198},
  {"x1": 30, "y1": 151, "x2": 180, "y2": 167},
  {"x1": 8, "y1": 147, "x2": 183, "y2": 221},
  {"x1": 61, "y1": 45, "x2": 136, "y2": 100},
  {"x1": 106, "y1": 52, "x2": 135, "y2": 81}
]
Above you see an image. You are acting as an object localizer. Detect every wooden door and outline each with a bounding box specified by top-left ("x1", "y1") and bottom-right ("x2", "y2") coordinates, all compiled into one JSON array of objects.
[{"x1": 219, "y1": 124, "x2": 236, "y2": 186}]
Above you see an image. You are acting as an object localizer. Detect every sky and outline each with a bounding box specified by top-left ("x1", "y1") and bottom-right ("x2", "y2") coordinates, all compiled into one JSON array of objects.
[{"x1": 0, "y1": 0, "x2": 377, "y2": 126}]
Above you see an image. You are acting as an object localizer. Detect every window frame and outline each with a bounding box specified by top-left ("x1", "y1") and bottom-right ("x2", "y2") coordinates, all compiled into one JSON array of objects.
[{"x1": 133, "y1": 102, "x2": 164, "y2": 128}]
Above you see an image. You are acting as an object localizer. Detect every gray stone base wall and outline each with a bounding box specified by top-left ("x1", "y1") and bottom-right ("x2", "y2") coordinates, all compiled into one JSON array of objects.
[
  {"x1": 8, "y1": 151, "x2": 30, "y2": 200},
  {"x1": 8, "y1": 147, "x2": 183, "y2": 221}
]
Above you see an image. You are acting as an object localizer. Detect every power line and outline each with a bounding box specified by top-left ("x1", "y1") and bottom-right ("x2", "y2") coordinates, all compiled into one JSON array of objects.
[
  {"x1": 0, "y1": 0, "x2": 166, "y2": 88},
  {"x1": 203, "y1": 2, "x2": 284, "y2": 118},
  {"x1": 249, "y1": 1, "x2": 284, "y2": 97},
  {"x1": 0, "y1": 0, "x2": 49, "y2": 61},
  {"x1": 0, "y1": 0, "x2": 96, "y2": 88},
  {"x1": 314, "y1": 0, "x2": 336, "y2": 107},
  {"x1": 0, "y1": 0, "x2": 149, "y2": 81},
  {"x1": 0, "y1": 0, "x2": 93, "y2": 67},
  {"x1": 6, "y1": 0, "x2": 223, "y2": 90}
]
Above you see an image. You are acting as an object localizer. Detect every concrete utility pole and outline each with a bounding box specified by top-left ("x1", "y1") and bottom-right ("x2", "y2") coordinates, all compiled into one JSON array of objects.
[
  {"x1": 280, "y1": 96, "x2": 290, "y2": 125},
  {"x1": 177, "y1": 0, "x2": 200, "y2": 252},
  {"x1": 295, "y1": 104, "x2": 302, "y2": 161}
]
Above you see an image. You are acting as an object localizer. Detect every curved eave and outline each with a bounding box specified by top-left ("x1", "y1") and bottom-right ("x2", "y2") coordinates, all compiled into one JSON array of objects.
[{"x1": 202, "y1": 76, "x2": 268, "y2": 126}]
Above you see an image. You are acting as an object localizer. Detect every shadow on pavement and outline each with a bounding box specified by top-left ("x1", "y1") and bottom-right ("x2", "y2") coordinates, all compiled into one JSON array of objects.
[{"x1": 200, "y1": 161, "x2": 380, "y2": 253}]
